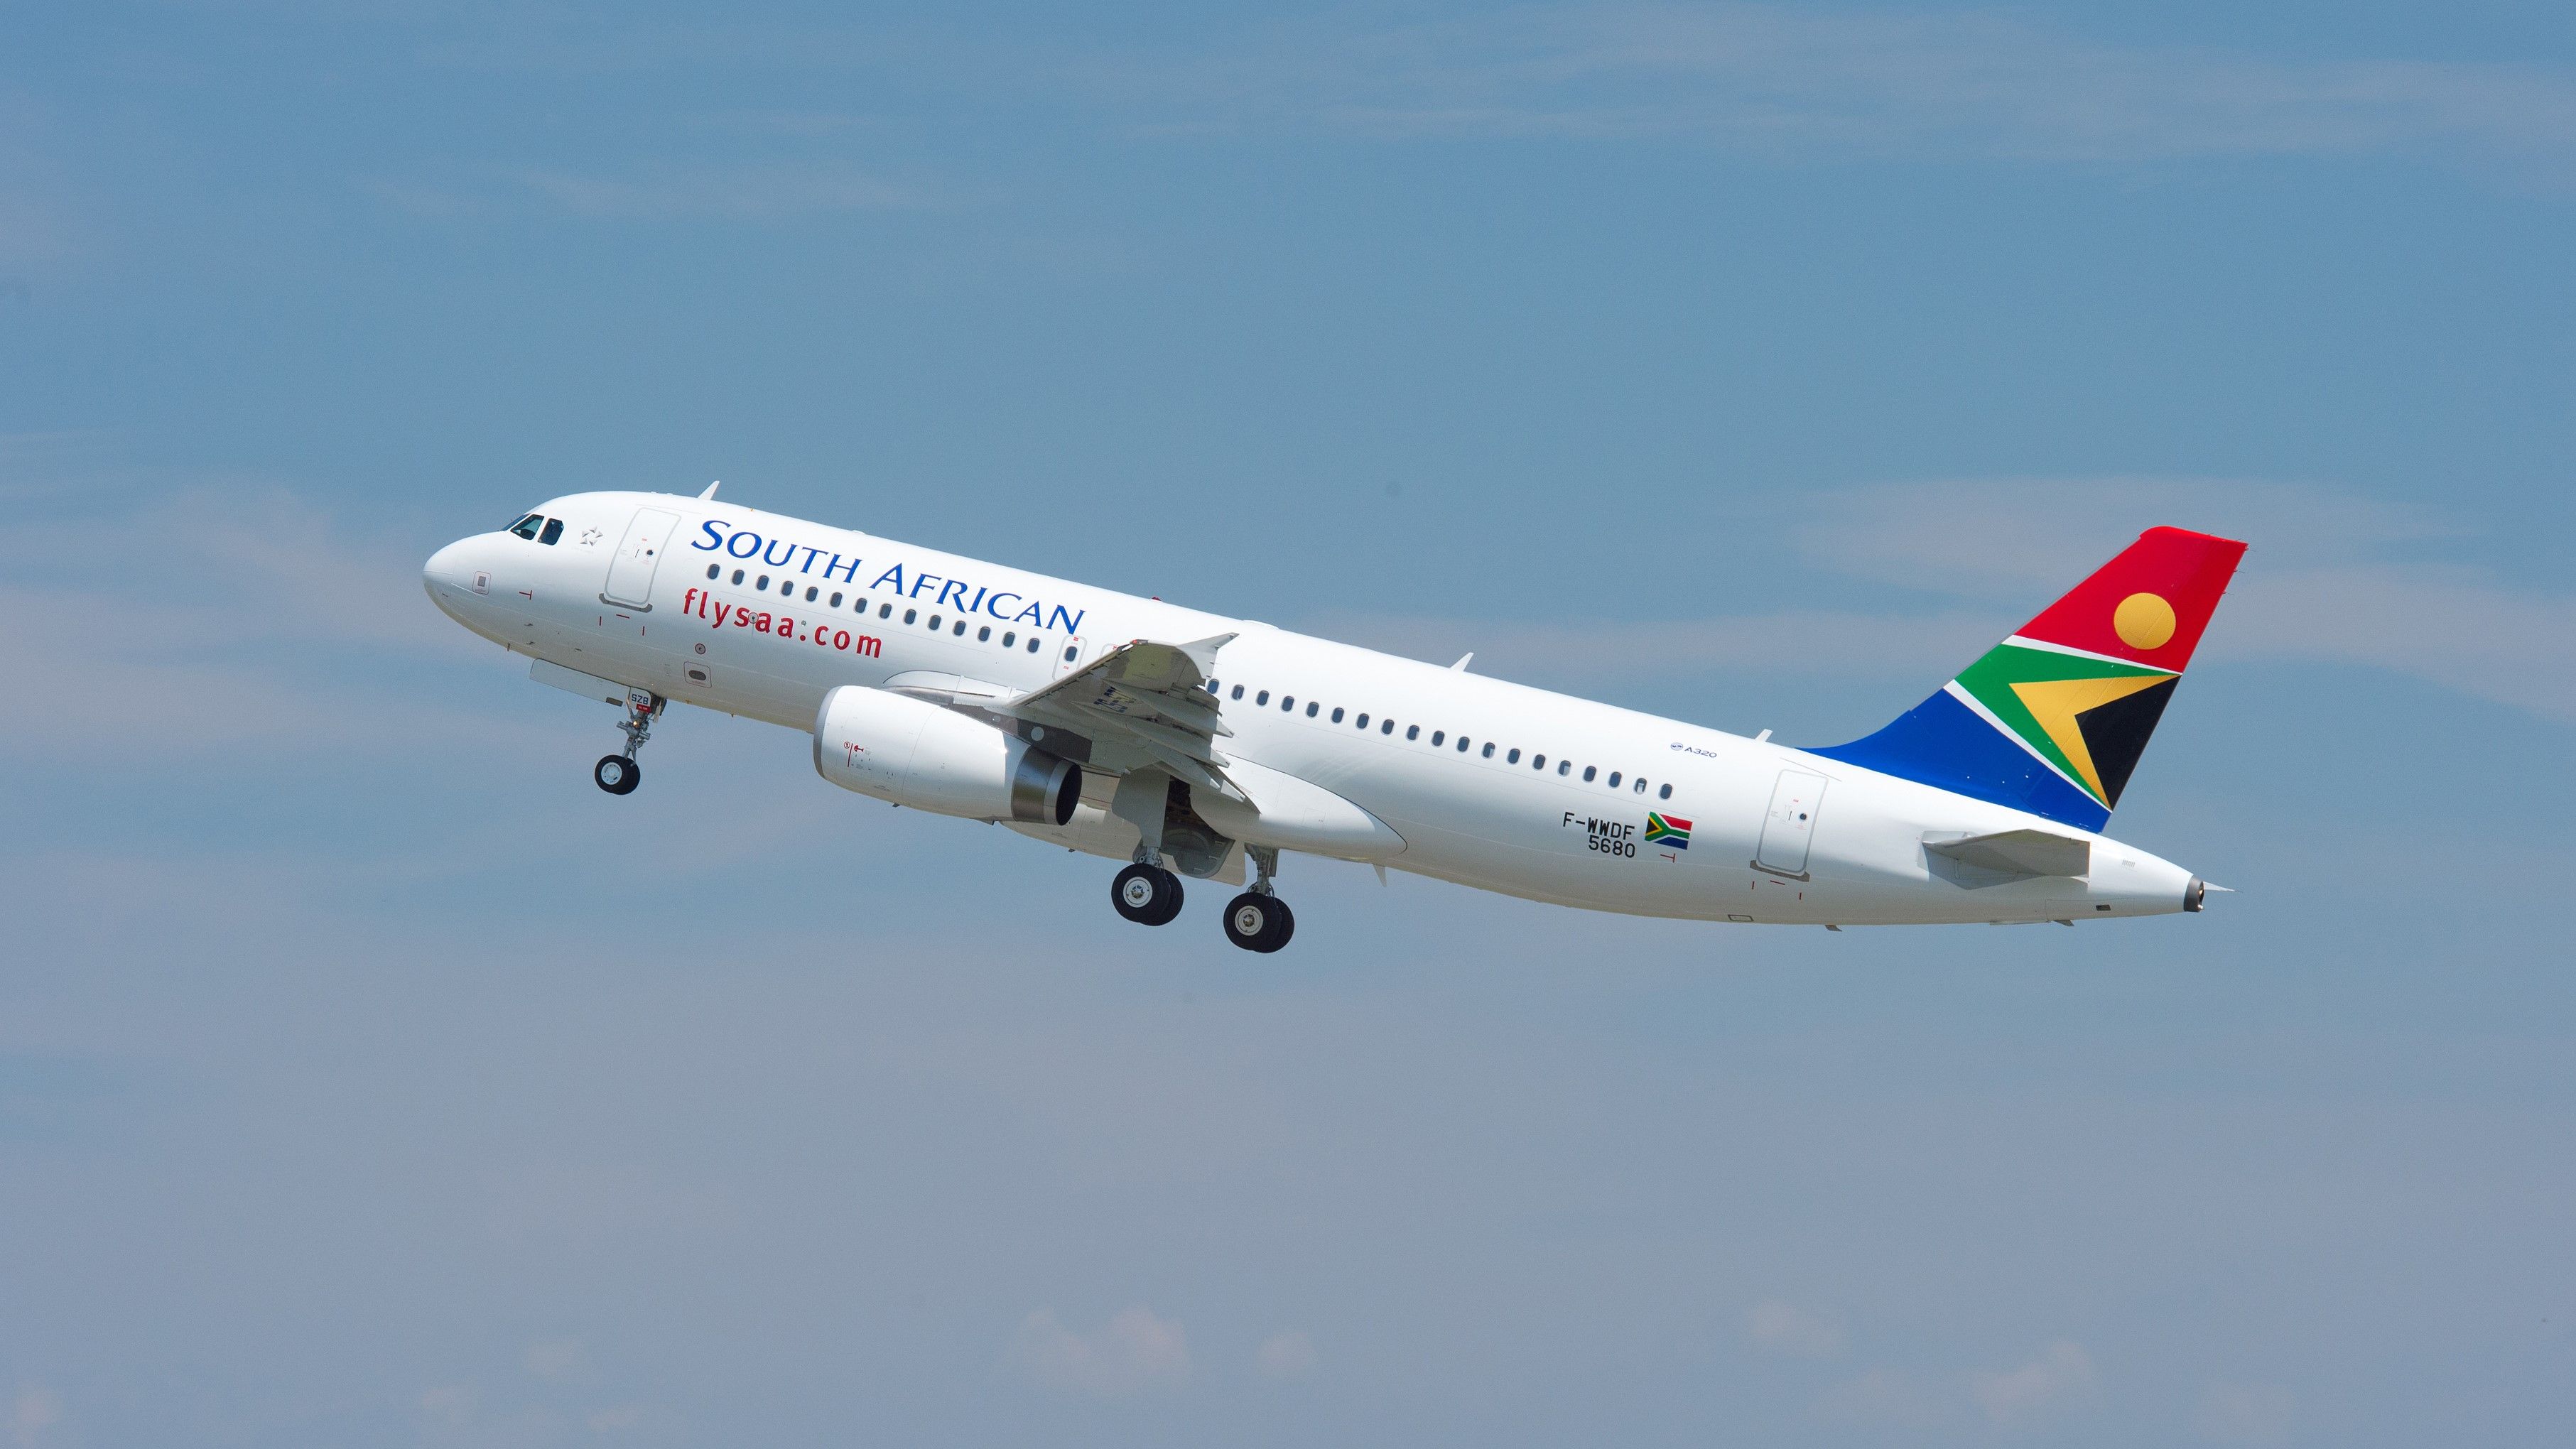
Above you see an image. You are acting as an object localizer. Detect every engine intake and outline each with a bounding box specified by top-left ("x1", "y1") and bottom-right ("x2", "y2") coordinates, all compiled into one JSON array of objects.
[{"x1": 812, "y1": 685, "x2": 1079, "y2": 826}]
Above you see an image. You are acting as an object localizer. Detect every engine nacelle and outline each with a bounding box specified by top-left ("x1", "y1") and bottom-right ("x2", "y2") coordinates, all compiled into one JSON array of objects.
[{"x1": 812, "y1": 685, "x2": 1080, "y2": 826}]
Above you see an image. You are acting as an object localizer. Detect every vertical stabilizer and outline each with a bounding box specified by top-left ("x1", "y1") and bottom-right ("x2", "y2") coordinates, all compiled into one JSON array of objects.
[{"x1": 1809, "y1": 526, "x2": 2246, "y2": 831}]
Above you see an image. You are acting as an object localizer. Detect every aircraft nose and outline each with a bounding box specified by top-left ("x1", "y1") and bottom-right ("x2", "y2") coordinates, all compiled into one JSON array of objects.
[{"x1": 423, "y1": 538, "x2": 469, "y2": 592}]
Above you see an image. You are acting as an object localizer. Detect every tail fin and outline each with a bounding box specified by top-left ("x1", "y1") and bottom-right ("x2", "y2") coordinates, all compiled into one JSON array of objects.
[{"x1": 1809, "y1": 526, "x2": 2247, "y2": 832}]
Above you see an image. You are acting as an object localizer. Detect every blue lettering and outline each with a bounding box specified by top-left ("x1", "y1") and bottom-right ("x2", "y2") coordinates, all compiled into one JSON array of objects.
[
  {"x1": 908, "y1": 572, "x2": 941, "y2": 599},
  {"x1": 984, "y1": 591, "x2": 1022, "y2": 620},
  {"x1": 1012, "y1": 601, "x2": 1046, "y2": 626},
  {"x1": 797, "y1": 546, "x2": 828, "y2": 573},
  {"x1": 965, "y1": 585, "x2": 988, "y2": 614},
  {"x1": 935, "y1": 580, "x2": 969, "y2": 609},
  {"x1": 762, "y1": 537, "x2": 797, "y2": 567},
  {"x1": 871, "y1": 565, "x2": 907, "y2": 593},
  {"x1": 823, "y1": 553, "x2": 862, "y2": 583},
  {"x1": 726, "y1": 531, "x2": 762, "y2": 558},
  {"x1": 1049, "y1": 604, "x2": 1085, "y2": 634},
  {"x1": 693, "y1": 520, "x2": 728, "y2": 550}
]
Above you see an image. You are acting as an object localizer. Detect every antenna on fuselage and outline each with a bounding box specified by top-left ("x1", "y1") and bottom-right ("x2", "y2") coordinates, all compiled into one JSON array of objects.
[
  {"x1": 698, "y1": 480, "x2": 720, "y2": 499},
  {"x1": 1449, "y1": 652, "x2": 1473, "y2": 672}
]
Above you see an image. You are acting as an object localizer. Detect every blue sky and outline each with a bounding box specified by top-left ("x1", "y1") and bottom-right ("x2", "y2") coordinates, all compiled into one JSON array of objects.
[{"x1": 2, "y1": 2, "x2": 2572, "y2": 1444}]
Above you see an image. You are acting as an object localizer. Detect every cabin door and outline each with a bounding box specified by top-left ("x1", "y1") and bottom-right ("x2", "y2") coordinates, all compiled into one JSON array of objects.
[
  {"x1": 1753, "y1": 770, "x2": 1827, "y2": 877},
  {"x1": 602, "y1": 508, "x2": 681, "y2": 609}
]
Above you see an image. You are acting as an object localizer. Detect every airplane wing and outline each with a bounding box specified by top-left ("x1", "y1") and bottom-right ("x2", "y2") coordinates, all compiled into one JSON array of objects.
[{"x1": 998, "y1": 634, "x2": 1243, "y2": 798}]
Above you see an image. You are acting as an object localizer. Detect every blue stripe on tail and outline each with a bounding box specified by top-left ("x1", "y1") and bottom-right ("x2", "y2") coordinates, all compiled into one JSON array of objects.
[{"x1": 1809, "y1": 689, "x2": 2109, "y2": 832}]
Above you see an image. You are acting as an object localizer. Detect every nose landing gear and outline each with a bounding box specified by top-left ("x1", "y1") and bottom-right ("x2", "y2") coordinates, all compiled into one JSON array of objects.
[{"x1": 594, "y1": 688, "x2": 661, "y2": 796}]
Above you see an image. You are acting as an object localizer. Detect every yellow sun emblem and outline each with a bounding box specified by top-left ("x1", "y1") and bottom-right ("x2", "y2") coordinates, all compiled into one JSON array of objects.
[{"x1": 2114, "y1": 592, "x2": 2176, "y2": 650}]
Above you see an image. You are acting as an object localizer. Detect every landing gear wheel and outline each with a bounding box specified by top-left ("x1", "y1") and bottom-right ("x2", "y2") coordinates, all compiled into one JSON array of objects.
[
  {"x1": 1112, "y1": 864, "x2": 1184, "y2": 926},
  {"x1": 1222, "y1": 892, "x2": 1294, "y2": 953},
  {"x1": 594, "y1": 754, "x2": 641, "y2": 795}
]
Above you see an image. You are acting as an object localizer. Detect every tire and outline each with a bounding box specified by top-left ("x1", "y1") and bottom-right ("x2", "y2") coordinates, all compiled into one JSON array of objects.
[
  {"x1": 594, "y1": 754, "x2": 640, "y2": 795},
  {"x1": 1223, "y1": 893, "x2": 1294, "y2": 953},
  {"x1": 1112, "y1": 863, "x2": 1184, "y2": 926}
]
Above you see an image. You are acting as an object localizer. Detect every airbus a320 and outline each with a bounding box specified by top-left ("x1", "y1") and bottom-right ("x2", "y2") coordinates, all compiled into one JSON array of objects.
[{"x1": 424, "y1": 487, "x2": 2244, "y2": 952}]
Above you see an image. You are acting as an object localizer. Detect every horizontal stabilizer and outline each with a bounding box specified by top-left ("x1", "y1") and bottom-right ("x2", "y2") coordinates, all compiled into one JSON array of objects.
[{"x1": 1926, "y1": 828, "x2": 2091, "y2": 879}]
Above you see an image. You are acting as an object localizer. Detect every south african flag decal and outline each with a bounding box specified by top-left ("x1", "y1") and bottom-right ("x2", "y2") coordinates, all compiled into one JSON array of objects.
[{"x1": 1643, "y1": 813, "x2": 1692, "y2": 850}]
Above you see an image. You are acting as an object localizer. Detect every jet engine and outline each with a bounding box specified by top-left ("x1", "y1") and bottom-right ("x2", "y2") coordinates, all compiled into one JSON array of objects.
[{"x1": 812, "y1": 685, "x2": 1080, "y2": 826}]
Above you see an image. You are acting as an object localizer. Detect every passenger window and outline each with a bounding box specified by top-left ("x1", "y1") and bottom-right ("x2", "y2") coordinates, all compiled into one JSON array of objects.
[
  {"x1": 880, "y1": 603, "x2": 893, "y2": 619},
  {"x1": 1306, "y1": 702, "x2": 1319, "y2": 718},
  {"x1": 1608, "y1": 771, "x2": 1622, "y2": 788},
  {"x1": 1257, "y1": 690, "x2": 1270, "y2": 706},
  {"x1": 953, "y1": 620, "x2": 966, "y2": 636},
  {"x1": 1532, "y1": 754, "x2": 1546, "y2": 769},
  {"x1": 978, "y1": 626, "x2": 992, "y2": 641},
  {"x1": 1406, "y1": 725, "x2": 1419, "y2": 740},
  {"x1": 1432, "y1": 731, "x2": 1444, "y2": 746},
  {"x1": 1583, "y1": 766, "x2": 1597, "y2": 782},
  {"x1": 1281, "y1": 695, "x2": 1294, "y2": 711},
  {"x1": 1457, "y1": 737, "x2": 1471, "y2": 752},
  {"x1": 1557, "y1": 761, "x2": 1570, "y2": 776},
  {"x1": 1381, "y1": 719, "x2": 1394, "y2": 734},
  {"x1": 1659, "y1": 783, "x2": 1673, "y2": 799},
  {"x1": 1004, "y1": 631, "x2": 1017, "y2": 647},
  {"x1": 706, "y1": 564, "x2": 720, "y2": 580},
  {"x1": 1507, "y1": 748, "x2": 1520, "y2": 764},
  {"x1": 1028, "y1": 638, "x2": 1040, "y2": 652},
  {"x1": 1633, "y1": 778, "x2": 1649, "y2": 793},
  {"x1": 1355, "y1": 713, "x2": 1369, "y2": 729},
  {"x1": 1330, "y1": 707, "x2": 1343, "y2": 723},
  {"x1": 1481, "y1": 742, "x2": 1495, "y2": 758},
  {"x1": 904, "y1": 609, "x2": 918, "y2": 624},
  {"x1": 732, "y1": 568, "x2": 746, "y2": 585},
  {"x1": 1232, "y1": 685, "x2": 1245, "y2": 701},
  {"x1": 539, "y1": 519, "x2": 563, "y2": 545},
  {"x1": 1063, "y1": 646, "x2": 1078, "y2": 662},
  {"x1": 508, "y1": 514, "x2": 543, "y2": 539},
  {"x1": 757, "y1": 575, "x2": 770, "y2": 590},
  {"x1": 830, "y1": 592, "x2": 843, "y2": 607}
]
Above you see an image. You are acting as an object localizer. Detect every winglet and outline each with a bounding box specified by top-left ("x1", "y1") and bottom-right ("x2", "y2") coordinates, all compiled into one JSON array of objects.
[
  {"x1": 1450, "y1": 653, "x2": 1473, "y2": 672},
  {"x1": 698, "y1": 480, "x2": 720, "y2": 499}
]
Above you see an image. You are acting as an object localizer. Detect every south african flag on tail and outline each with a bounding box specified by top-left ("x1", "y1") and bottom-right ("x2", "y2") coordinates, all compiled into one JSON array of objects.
[
  {"x1": 1643, "y1": 813, "x2": 1692, "y2": 849},
  {"x1": 1810, "y1": 526, "x2": 2246, "y2": 832}
]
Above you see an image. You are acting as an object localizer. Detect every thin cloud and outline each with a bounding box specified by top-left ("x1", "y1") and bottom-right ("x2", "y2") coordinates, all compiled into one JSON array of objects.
[
  {"x1": 1096, "y1": 4, "x2": 2576, "y2": 175},
  {"x1": 2196, "y1": 1380, "x2": 2297, "y2": 1445},
  {"x1": 1746, "y1": 1298, "x2": 1845, "y2": 1357},
  {"x1": 1008, "y1": 1306, "x2": 1191, "y2": 1398},
  {"x1": 1316, "y1": 477, "x2": 2576, "y2": 724},
  {"x1": 1255, "y1": 1328, "x2": 1319, "y2": 1379},
  {"x1": 1970, "y1": 1339, "x2": 2100, "y2": 1423},
  {"x1": 513, "y1": 163, "x2": 924, "y2": 220}
]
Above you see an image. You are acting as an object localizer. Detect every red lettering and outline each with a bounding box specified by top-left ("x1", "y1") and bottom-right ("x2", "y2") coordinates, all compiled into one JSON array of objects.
[{"x1": 833, "y1": 629, "x2": 850, "y2": 651}]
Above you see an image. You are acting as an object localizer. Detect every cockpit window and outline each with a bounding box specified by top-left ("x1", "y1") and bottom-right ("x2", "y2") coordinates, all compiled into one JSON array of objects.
[
  {"x1": 507, "y1": 513, "x2": 543, "y2": 540},
  {"x1": 538, "y1": 518, "x2": 563, "y2": 545}
]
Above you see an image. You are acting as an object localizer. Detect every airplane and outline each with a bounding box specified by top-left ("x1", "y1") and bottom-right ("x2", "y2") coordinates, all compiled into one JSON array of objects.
[{"x1": 423, "y1": 484, "x2": 2244, "y2": 952}]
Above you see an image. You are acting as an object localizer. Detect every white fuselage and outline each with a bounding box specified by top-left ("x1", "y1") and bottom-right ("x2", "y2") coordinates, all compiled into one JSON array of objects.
[{"x1": 424, "y1": 492, "x2": 2202, "y2": 926}]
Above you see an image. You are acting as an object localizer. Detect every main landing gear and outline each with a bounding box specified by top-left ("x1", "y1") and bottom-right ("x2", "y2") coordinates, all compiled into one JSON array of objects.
[
  {"x1": 594, "y1": 688, "x2": 661, "y2": 796},
  {"x1": 1221, "y1": 846, "x2": 1294, "y2": 953},
  {"x1": 1112, "y1": 861, "x2": 1184, "y2": 926}
]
